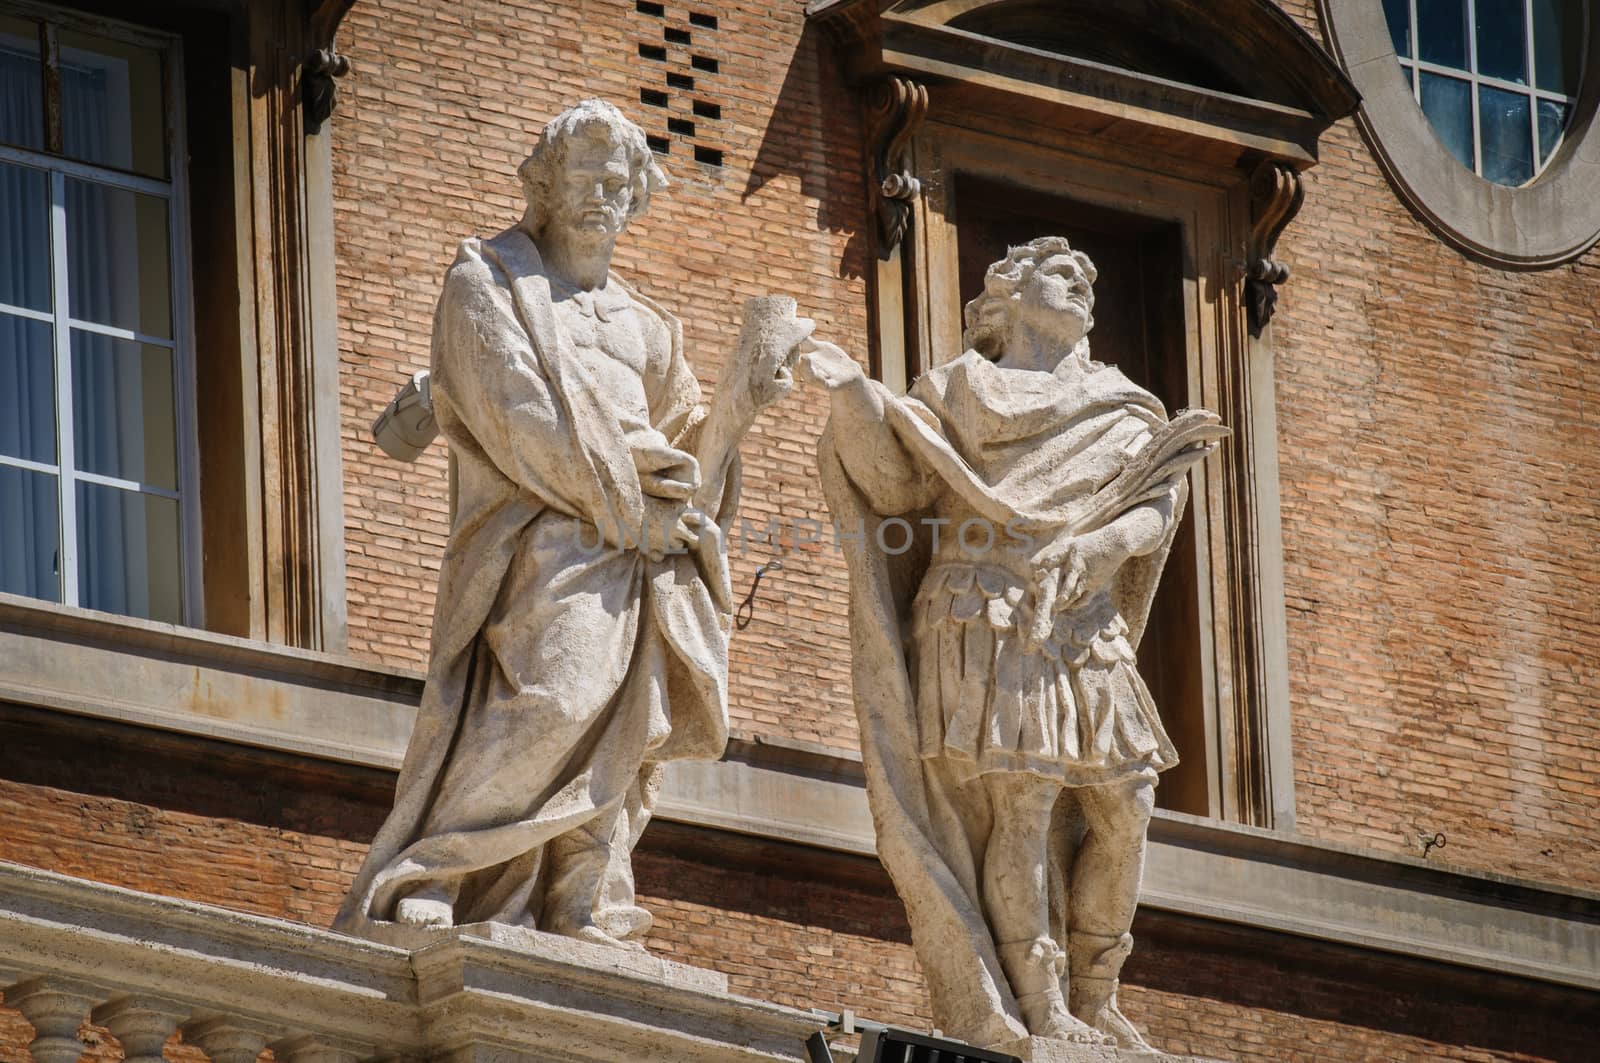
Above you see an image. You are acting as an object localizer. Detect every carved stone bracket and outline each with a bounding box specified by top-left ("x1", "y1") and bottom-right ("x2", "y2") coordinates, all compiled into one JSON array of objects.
[
  {"x1": 865, "y1": 76, "x2": 929, "y2": 255},
  {"x1": 303, "y1": 0, "x2": 356, "y2": 134},
  {"x1": 1245, "y1": 160, "x2": 1304, "y2": 336}
]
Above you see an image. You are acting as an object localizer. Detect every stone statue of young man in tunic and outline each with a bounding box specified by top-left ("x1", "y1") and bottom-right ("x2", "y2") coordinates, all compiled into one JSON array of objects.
[
  {"x1": 804, "y1": 237, "x2": 1225, "y2": 1053},
  {"x1": 336, "y1": 100, "x2": 811, "y2": 950}
]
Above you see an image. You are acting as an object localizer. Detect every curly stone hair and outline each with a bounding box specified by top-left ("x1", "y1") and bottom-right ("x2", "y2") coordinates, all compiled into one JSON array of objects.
[
  {"x1": 961, "y1": 236, "x2": 1098, "y2": 360},
  {"x1": 517, "y1": 99, "x2": 669, "y2": 237}
]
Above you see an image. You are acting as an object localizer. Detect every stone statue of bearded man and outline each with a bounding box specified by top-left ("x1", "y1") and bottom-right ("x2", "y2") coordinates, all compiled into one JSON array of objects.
[
  {"x1": 805, "y1": 236, "x2": 1224, "y2": 1052},
  {"x1": 337, "y1": 100, "x2": 809, "y2": 950}
]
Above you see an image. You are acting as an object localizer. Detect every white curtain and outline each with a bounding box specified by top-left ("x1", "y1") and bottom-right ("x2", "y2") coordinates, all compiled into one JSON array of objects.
[
  {"x1": 62, "y1": 51, "x2": 159, "y2": 620},
  {"x1": 0, "y1": 36, "x2": 58, "y2": 602}
]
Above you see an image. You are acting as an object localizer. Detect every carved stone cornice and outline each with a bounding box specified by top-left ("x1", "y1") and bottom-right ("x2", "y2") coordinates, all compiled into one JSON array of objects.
[
  {"x1": 865, "y1": 76, "x2": 928, "y2": 254},
  {"x1": 1245, "y1": 159, "x2": 1304, "y2": 335},
  {"x1": 302, "y1": 0, "x2": 356, "y2": 133}
]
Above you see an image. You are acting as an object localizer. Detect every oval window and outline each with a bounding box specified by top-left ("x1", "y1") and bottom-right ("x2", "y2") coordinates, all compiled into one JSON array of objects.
[
  {"x1": 1320, "y1": 0, "x2": 1600, "y2": 266},
  {"x1": 1383, "y1": 0, "x2": 1583, "y2": 184}
]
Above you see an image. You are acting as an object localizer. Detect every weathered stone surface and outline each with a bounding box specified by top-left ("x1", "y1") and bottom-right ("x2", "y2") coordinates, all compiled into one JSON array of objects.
[
  {"x1": 805, "y1": 237, "x2": 1224, "y2": 1051},
  {"x1": 358, "y1": 919, "x2": 728, "y2": 994},
  {"x1": 335, "y1": 99, "x2": 810, "y2": 951},
  {"x1": 992, "y1": 1034, "x2": 1217, "y2": 1062},
  {"x1": 0, "y1": 860, "x2": 823, "y2": 1062}
]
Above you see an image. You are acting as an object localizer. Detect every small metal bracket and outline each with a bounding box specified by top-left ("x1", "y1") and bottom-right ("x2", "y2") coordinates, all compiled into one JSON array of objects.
[{"x1": 735, "y1": 559, "x2": 784, "y2": 630}]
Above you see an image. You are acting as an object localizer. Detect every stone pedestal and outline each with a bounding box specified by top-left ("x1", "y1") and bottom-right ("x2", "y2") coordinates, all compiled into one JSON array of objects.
[
  {"x1": 991, "y1": 1036, "x2": 1219, "y2": 1063},
  {"x1": 394, "y1": 922, "x2": 815, "y2": 1062},
  {"x1": 360, "y1": 919, "x2": 727, "y2": 993}
]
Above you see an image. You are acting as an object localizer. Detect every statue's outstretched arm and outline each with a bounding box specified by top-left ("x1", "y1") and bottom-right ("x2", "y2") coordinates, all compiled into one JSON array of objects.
[{"x1": 800, "y1": 340, "x2": 933, "y2": 515}]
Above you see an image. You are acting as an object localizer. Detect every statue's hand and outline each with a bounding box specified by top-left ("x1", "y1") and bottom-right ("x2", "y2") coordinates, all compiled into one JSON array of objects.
[
  {"x1": 1050, "y1": 528, "x2": 1129, "y2": 613},
  {"x1": 796, "y1": 338, "x2": 865, "y2": 391},
  {"x1": 1024, "y1": 527, "x2": 1127, "y2": 649},
  {"x1": 751, "y1": 314, "x2": 816, "y2": 409},
  {"x1": 639, "y1": 497, "x2": 705, "y2": 561},
  {"x1": 633, "y1": 437, "x2": 701, "y2": 500}
]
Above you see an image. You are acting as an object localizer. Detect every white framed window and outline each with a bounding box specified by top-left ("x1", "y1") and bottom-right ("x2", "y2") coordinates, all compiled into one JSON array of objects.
[
  {"x1": 0, "y1": 5, "x2": 199, "y2": 626},
  {"x1": 1384, "y1": 0, "x2": 1585, "y2": 184}
]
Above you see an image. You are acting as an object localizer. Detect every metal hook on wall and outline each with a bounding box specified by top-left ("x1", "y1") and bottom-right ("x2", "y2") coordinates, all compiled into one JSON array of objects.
[{"x1": 735, "y1": 560, "x2": 784, "y2": 630}]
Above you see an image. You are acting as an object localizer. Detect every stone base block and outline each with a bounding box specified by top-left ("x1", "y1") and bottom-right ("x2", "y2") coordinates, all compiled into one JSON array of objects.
[
  {"x1": 991, "y1": 1035, "x2": 1219, "y2": 1062},
  {"x1": 357, "y1": 919, "x2": 728, "y2": 994}
]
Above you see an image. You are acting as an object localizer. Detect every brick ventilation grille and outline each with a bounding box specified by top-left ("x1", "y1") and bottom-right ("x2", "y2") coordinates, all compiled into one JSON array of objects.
[{"x1": 635, "y1": 0, "x2": 723, "y2": 166}]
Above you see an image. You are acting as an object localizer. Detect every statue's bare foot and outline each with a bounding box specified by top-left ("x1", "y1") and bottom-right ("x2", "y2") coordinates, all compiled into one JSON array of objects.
[
  {"x1": 549, "y1": 920, "x2": 649, "y2": 953},
  {"x1": 1074, "y1": 997, "x2": 1154, "y2": 1052},
  {"x1": 1034, "y1": 1008, "x2": 1114, "y2": 1046},
  {"x1": 1017, "y1": 988, "x2": 1113, "y2": 1046},
  {"x1": 394, "y1": 894, "x2": 454, "y2": 928}
]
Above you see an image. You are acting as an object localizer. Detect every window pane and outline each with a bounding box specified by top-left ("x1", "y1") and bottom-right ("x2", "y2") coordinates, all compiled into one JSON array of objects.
[
  {"x1": 0, "y1": 161, "x2": 51, "y2": 312},
  {"x1": 1384, "y1": 0, "x2": 1412, "y2": 58},
  {"x1": 1479, "y1": 86, "x2": 1534, "y2": 184},
  {"x1": 65, "y1": 178, "x2": 173, "y2": 340},
  {"x1": 0, "y1": 464, "x2": 60, "y2": 603},
  {"x1": 1420, "y1": 72, "x2": 1475, "y2": 170},
  {"x1": 1418, "y1": 0, "x2": 1470, "y2": 68},
  {"x1": 1475, "y1": 0, "x2": 1529, "y2": 84},
  {"x1": 58, "y1": 30, "x2": 166, "y2": 179},
  {"x1": 71, "y1": 329, "x2": 177, "y2": 492},
  {"x1": 75, "y1": 481, "x2": 181, "y2": 623},
  {"x1": 0, "y1": 313, "x2": 57, "y2": 465},
  {"x1": 0, "y1": 16, "x2": 44, "y2": 150},
  {"x1": 1537, "y1": 97, "x2": 1571, "y2": 165},
  {"x1": 1531, "y1": 0, "x2": 1584, "y2": 95}
]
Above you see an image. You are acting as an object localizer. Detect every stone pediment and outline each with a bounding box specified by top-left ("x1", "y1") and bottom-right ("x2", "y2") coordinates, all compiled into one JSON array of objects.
[{"x1": 809, "y1": 0, "x2": 1359, "y2": 164}]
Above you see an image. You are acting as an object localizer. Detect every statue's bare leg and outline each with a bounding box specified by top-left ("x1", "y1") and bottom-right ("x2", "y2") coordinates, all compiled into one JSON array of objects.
[
  {"x1": 395, "y1": 881, "x2": 458, "y2": 928},
  {"x1": 1067, "y1": 771, "x2": 1157, "y2": 1050},
  {"x1": 982, "y1": 772, "x2": 1107, "y2": 1045}
]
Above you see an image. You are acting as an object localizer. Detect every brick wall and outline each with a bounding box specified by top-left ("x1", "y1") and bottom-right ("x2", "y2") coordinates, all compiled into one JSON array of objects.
[{"x1": 1274, "y1": 122, "x2": 1600, "y2": 888}]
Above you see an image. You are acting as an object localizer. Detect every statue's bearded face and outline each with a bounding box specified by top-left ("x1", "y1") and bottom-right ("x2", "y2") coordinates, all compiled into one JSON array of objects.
[
  {"x1": 1017, "y1": 252, "x2": 1093, "y2": 349},
  {"x1": 551, "y1": 135, "x2": 635, "y2": 243}
]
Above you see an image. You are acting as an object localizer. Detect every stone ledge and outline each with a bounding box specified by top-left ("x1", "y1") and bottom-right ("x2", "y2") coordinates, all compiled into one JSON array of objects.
[
  {"x1": 0, "y1": 860, "x2": 823, "y2": 1062},
  {"x1": 991, "y1": 1035, "x2": 1215, "y2": 1062},
  {"x1": 364, "y1": 920, "x2": 728, "y2": 994},
  {"x1": 2, "y1": 595, "x2": 1597, "y2": 994}
]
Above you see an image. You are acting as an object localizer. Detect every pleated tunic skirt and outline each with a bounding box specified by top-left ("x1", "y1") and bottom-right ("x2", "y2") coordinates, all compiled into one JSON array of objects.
[{"x1": 912, "y1": 561, "x2": 1178, "y2": 786}]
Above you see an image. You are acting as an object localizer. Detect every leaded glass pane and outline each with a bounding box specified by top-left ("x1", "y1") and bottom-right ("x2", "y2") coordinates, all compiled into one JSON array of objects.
[
  {"x1": 1531, "y1": 0, "x2": 1584, "y2": 95},
  {"x1": 0, "y1": 16, "x2": 44, "y2": 150},
  {"x1": 1475, "y1": 0, "x2": 1529, "y2": 84},
  {"x1": 1420, "y1": 72, "x2": 1475, "y2": 170},
  {"x1": 0, "y1": 161, "x2": 50, "y2": 311},
  {"x1": 1479, "y1": 85, "x2": 1533, "y2": 184},
  {"x1": 1418, "y1": 0, "x2": 1470, "y2": 68},
  {"x1": 76, "y1": 481, "x2": 181, "y2": 623},
  {"x1": 58, "y1": 30, "x2": 166, "y2": 179},
  {"x1": 65, "y1": 178, "x2": 173, "y2": 340},
  {"x1": 1384, "y1": 0, "x2": 1412, "y2": 59},
  {"x1": 71, "y1": 329, "x2": 177, "y2": 492},
  {"x1": 0, "y1": 465, "x2": 60, "y2": 603},
  {"x1": 0, "y1": 313, "x2": 57, "y2": 465},
  {"x1": 1537, "y1": 98, "x2": 1571, "y2": 164}
]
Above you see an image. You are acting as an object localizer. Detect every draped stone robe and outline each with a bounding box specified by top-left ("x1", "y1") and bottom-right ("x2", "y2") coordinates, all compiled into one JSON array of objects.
[{"x1": 336, "y1": 227, "x2": 734, "y2": 940}]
